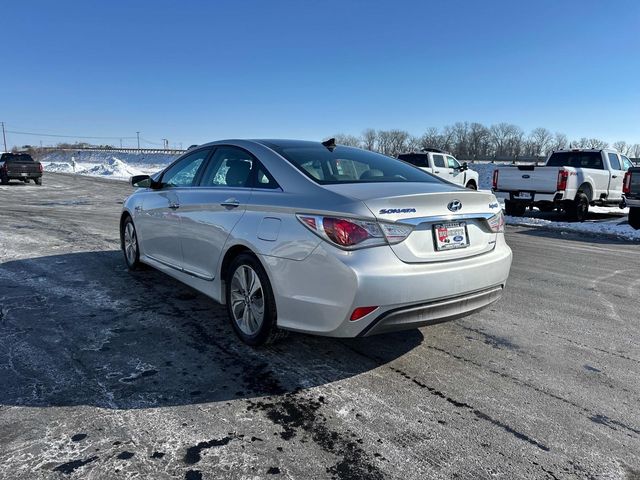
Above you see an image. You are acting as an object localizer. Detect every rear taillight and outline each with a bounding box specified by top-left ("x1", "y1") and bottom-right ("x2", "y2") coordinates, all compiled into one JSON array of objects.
[
  {"x1": 38, "y1": 163, "x2": 43, "y2": 173},
  {"x1": 487, "y1": 211, "x2": 505, "y2": 233},
  {"x1": 297, "y1": 214, "x2": 413, "y2": 250},
  {"x1": 492, "y1": 170, "x2": 499, "y2": 190},
  {"x1": 0, "y1": 163, "x2": 6, "y2": 172},
  {"x1": 557, "y1": 170, "x2": 569, "y2": 191},
  {"x1": 623, "y1": 171, "x2": 632, "y2": 195}
]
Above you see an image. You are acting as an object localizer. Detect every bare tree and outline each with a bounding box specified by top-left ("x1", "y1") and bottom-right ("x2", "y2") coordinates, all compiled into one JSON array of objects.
[
  {"x1": 468, "y1": 123, "x2": 491, "y2": 159},
  {"x1": 331, "y1": 134, "x2": 361, "y2": 148},
  {"x1": 612, "y1": 140, "x2": 630, "y2": 155},
  {"x1": 362, "y1": 129, "x2": 377, "y2": 151},
  {"x1": 418, "y1": 127, "x2": 442, "y2": 151},
  {"x1": 551, "y1": 132, "x2": 568, "y2": 151},
  {"x1": 587, "y1": 138, "x2": 609, "y2": 149},
  {"x1": 529, "y1": 127, "x2": 553, "y2": 156},
  {"x1": 632, "y1": 144, "x2": 640, "y2": 159}
]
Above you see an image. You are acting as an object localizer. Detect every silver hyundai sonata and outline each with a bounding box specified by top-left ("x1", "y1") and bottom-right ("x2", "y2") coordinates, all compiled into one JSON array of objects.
[{"x1": 121, "y1": 139, "x2": 512, "y2": 345}]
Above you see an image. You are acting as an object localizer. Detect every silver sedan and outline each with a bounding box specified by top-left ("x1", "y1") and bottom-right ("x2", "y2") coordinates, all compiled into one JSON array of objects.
[{"x1": 121, "y1": 139, "x2": 512, "y2": 345}]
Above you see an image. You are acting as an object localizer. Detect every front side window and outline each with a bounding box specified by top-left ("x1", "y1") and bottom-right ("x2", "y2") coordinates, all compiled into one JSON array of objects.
[
  {"x1": 161, "y1": 149, "x2": 210, "y2": 187},
  {"x1": 608, "y1": 153, "x2": 622, "y2": 171},
  {"x1": 432, "y1": 154, "x2": 446, "y2": 169},
  {"x1": 621, "y1": 156, "x2": 633, "y2": 171},
  {"x1": 447, "y1": 156, "x2": 460, "y2": 169},
  {"x1": 269, "y1": 143, "x2": 444, "y2": 185}
]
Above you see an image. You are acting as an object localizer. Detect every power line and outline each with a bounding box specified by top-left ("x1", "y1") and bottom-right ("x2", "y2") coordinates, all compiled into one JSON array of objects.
[{"x1": 6, "y1": 129, "x2": 137, "y2": 140}]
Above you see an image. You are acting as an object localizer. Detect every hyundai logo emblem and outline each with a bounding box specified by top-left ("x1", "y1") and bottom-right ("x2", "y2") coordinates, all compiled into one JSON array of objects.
[{"x1": 447, "y1": 200, "x2": 463, "y2": 212}]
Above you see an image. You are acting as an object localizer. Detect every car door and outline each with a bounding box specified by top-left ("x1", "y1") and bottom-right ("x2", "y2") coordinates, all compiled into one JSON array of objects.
[
  {"x1": 431, "y1": 154, "x2": 447, "y2": 181},
  {"x1": 176, "y1": 146, "x2": 256, "y2": 280},
  {"x1": 607, "y1": 152, "x2": 625, "y2": 200},
  {"x1": 137, "y1": 149, "x2": 210, "y2": 268},
  {"x1": 446, "y1": 155, "x2": 464, "y2": 185}
]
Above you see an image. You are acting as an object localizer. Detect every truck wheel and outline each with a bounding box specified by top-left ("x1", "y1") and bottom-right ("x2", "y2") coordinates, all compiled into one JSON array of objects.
[
  {"x1": 505, "y1": 200, "x2": 526, "y2": 217},
  {"x1": 0, "y1": 174, "x2": 8, "y2": 185},
  {"x1": 465, "y1": 181, "x2": 477, "y2": 190},
  {"x1": 629, "y1": 207, "x2": 640, "y2": 230},
  {"x1": 226, "y1": 253, "x2": 288, "y2": 346},
  {"x1": 566, "y1": 193, "x2": 589, "y2": 222},
  {"x1": 34, "y1": 177, "x2": 42, "y2": 185}
]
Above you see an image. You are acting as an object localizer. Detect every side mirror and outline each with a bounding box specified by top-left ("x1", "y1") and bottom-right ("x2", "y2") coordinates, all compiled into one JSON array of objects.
[
  {"x1": 130, "y1": 175, "x2": 160, "y2": 188},
  {"x1": 460, "y1": 162, "x2": 469, "y2": 171}
]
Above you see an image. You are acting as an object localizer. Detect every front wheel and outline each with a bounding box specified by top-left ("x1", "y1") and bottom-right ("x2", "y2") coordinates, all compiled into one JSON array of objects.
[
  {"x1": 122, "y1": 217, "x2": 142, "y2": 270},
  {"x1": 226, "y1": 253, "x2": 287, "y2": 346},
  {"x1": 629, "y1": 207, "x2": 640, "y2": 230}
]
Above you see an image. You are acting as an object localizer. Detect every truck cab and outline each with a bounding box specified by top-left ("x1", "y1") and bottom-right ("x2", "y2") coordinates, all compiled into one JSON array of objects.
[{"x1": 398, "y1": 149, "x2": 479, "y2": 190}]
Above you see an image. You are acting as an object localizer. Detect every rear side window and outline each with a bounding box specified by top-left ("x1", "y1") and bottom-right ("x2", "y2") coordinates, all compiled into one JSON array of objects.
[
  {"x1": 432, "y1": 154, "x2": 446, "y2": 168},
  {"x1": 608, "y1": 153, "x2": 622, "y2": 170},
  {"x1": 546, "y1": 152, "x2": 604, "y2": 169},
  {"x1": 200, "y1": 146, "x2": 254, "y2": 188},
  {"x1": 397, "y1": 154, "x2": 427, "y2": 168}
]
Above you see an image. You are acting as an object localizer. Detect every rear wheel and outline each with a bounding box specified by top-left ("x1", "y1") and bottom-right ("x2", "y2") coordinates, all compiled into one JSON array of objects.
[
  {"x1": 0, "y1": 174, "x2": 8, "y2": 185},
  {"x1": 566, "y1": 193, "x2": 589, "y2": 222},
  {"x1": 34, "y1": 177, "x2": 42, "y2": 185},
  {"x1": 465, "y1": 181, "x2": 477, "y2": 190},
  {"x1": 629, "y1": 207, "x2": 640, "y2": 230},
  {"x1": 226, "y1": 253, "x2": 287, "y2": 346},
  {"x1": 505, "y1": 200, "x2": 526, "y2": 217},
  {"x1": 122, "y1": 217, "x2": 142, "y2": 270}
]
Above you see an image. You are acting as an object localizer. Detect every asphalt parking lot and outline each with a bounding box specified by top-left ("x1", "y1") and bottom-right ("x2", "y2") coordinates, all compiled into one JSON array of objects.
[{"x1": 1, "y1": 173, "x2": 639, "y2": 480}]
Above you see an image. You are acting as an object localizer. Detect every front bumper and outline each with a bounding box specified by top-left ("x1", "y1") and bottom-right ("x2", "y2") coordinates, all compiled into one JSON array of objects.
[{"x1": 261, "y1": 234, "x2": 512, "y2": 337}]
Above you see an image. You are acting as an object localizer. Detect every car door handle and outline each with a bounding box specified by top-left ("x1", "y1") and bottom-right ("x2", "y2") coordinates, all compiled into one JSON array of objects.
[
  {"x1": 220, "y1": 198, "x2": 240, "y2": 208},
  {"x1": 168, "y1": 203, "x2": 180, "y2": 209},
  {"x1": 612, "y1": 175, "x2": 618, "y2": 178},
  {"x1": 434, "y1": 170, "x2": 440, "y2": 173}
]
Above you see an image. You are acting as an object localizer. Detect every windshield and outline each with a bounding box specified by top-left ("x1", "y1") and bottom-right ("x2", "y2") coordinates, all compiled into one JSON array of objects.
[
  {"x1": 546, "y1": 151, "x2": 603, "y2": 169},
  {"x1": 268, "y1": 144, "x2": 444, "y2": 185}
]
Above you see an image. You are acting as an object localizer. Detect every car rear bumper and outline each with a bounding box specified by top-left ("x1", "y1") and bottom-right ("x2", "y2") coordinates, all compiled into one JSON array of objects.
[{"x1": 261, "y1": 234, "x2": 512, "y2": 337}]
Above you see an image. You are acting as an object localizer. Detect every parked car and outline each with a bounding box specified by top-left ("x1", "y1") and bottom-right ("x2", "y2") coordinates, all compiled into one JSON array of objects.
[
  {"x1": 398, "y1": 149, "x2": 480, "y2": 189},
  {"x1": 0, "y1": 152, "x2": 43, "y2": 185},
  {"x1": 623, "y1": 167, "x2": 640, "y2": 229},
  {"x1": 493, "y1": 148, "x2": 633, "y2": 221},
  {"x1": 120, "y1": 139, "x2": 512, "y2": 346}
]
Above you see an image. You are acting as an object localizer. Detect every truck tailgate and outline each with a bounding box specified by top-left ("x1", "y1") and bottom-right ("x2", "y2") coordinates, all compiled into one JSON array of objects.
[
  {"x1": 7, "y1": 161, "x2": 41, "y2": 175},
  {"x1": 496, "y1": 166, "x2": 560, "y2": 193}
]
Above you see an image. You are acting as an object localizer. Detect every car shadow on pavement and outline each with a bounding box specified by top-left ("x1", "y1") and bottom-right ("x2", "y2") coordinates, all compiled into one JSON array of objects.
[{"x1": 0, "y1": 250, "x2": 423, "y2": 409}]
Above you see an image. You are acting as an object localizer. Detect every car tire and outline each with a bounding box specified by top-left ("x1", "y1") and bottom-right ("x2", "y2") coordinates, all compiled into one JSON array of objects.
[
  {"x1": 505, "y1": 200, "x2": 526, "y2": 217},
  {"x1": 465, "y1": 181, "x2": 477, "y2": 190},
  {"x1": 629, "y1": 207, "x2": 640, "y2": 230},
  {"x1": 0, "y1": 174, "x2": 8, "y2": 185},
  {"x1": 225, "y1": 253, "x2": 287, "y2": 346},
  {"x1": 34, "y1": 177, "x2": 42, "y2": 185},
  {"x1": 122, "y1": 217, "x2": 142, "y2": 270},
  {"x1": 566, "y1": 193, "x2": 589, "y2": 222}
]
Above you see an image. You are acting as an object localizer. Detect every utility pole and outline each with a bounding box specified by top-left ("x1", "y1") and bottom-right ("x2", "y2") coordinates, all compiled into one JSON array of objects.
[
  {"x1": 120, "y1": 138, "x2": 123, "y2": 148},
  {"x1": 1, "y1": 122, "x2": 7, "y2": 152},
  {"x1": 162, "y1": 138, "x2": 168, "y2": 150},
  {"x1": 136, "y1": 131, "x2": 140, "y2": 150}
]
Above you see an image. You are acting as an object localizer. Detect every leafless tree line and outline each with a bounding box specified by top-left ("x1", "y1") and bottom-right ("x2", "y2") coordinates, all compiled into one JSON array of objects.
[{"x1": 331, "y1": 123, "x2": 640, "y2": 160}]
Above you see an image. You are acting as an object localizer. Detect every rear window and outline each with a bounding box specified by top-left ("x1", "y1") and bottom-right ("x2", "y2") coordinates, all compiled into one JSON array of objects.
[
  {"x1": 546, "y1": 151, "x2": 603, "y2": 169},
  {"x1": 1, "y1": 153, "x2": 35, "y2": 163},
  {"x1": 397, "y1": 154, "x2": 428, "y2": 168},
  {"x1": 271, "y1": 144, "x2": 443, "y2": 185}
]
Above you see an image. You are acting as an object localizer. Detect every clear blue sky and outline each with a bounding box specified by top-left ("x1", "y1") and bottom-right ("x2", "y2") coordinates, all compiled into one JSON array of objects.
[{"x1": 2, "y1": 0, "x2": 639, "y2": 149}]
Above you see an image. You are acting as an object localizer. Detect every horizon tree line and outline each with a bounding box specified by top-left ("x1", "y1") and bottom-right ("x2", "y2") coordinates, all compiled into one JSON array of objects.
[{"x1": 330, "y1": 122, "x2": 640, "y2": 160}]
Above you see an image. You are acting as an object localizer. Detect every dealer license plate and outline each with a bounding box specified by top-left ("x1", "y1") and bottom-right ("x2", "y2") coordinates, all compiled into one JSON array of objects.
[{"x1": 433, "y1": 222, "x2": 469, "y2": 251}]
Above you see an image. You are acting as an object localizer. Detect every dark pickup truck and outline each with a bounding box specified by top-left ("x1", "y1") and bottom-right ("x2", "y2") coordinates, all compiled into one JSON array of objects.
[
  {"x1": 0, "y1": 153, "x2": 43, "y2": 185},
  {"x1": 623, "y1": 167, "x2": 640, "y2": 229}
]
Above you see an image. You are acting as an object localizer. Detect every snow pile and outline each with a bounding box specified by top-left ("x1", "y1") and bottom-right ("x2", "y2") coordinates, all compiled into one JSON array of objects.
[
  {"x1": 79, "y1": 157, "x2": 143, "y2": 179},
  {"x1": 39, "y1": 150, "x2": 178, "y2": 166},
  {"x1": 464, "y1": 161, "x2": 510, "y2": 190},
  {"x1": 44, "y1": 162, "x2": 75, "y2": 173}
]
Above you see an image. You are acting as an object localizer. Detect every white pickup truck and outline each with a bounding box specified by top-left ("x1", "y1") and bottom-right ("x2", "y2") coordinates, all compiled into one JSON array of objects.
[
  {"x1": 493, "y1": 148, "x2": 634, "y2": 221},
  {"x1": 398, "y1": 149, "x2": 480, "y2": 189}
]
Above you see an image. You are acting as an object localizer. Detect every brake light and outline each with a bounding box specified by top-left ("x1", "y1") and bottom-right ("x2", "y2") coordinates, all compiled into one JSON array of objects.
[
  {"x1": 487, "y1": 211, "x2": 505, "y2": 233},
  {"x1": 38, "y1": 163, "x2": 43, "y2": 173},
  {"x1": 297, "y1": 215, "x2": 413, "y2": 250},
  {"x1": 492, "y1": 169, "x2": 499, "y2": 190},
  {"x1": 623, "y1": 171, "x2": 632, "y2": 194},
  {"x1": 350, "y1": 306, "x2": 379, "y2": 321},
  {"x1": 557, "y1": 170, "x2": 569, "y2": 191}
]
